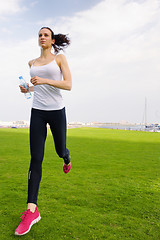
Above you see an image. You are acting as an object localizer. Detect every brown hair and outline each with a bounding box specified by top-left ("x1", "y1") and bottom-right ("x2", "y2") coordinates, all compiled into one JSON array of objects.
[{"x1": 40, "y1": 27, "x2": 70, "y2": 53}]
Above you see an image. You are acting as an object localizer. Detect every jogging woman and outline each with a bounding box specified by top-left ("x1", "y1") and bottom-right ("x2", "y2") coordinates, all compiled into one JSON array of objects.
[{"x1": 15, "y1": 27, "x2": 72, "y2": 236}]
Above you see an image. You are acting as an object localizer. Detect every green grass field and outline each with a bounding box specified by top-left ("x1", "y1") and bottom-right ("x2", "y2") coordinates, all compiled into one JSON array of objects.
[{"x1": 0, "y1": 127, "x2": 160, "y2": 240}]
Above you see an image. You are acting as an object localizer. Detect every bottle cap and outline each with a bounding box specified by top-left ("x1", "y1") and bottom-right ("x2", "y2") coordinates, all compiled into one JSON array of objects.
[{"x1": 19, "y1": 76, "x2": 23, "y2": 79}]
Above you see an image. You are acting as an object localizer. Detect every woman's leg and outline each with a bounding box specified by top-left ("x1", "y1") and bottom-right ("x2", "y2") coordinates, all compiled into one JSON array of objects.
[
  {"x1": 27, "y1": 109, "x2": 47, "y2": 205},
  {"x1": 49, "y1": 108, "x2": 71, "y2": 164},
  {"x1": 15, "y1": 109, "x2": 47, "y2": 235}
]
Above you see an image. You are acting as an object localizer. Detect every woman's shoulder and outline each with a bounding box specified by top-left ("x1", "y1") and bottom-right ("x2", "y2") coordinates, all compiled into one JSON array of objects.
[
  {"x1": 56, "y1": 53, "x2": 66, "y2": 61},
  {"x1": 55, "y1": 54, "x2": 67, "y2": 65},
  {"x1": 28, "y1": 58, "x2": 38, "y2": 67}
]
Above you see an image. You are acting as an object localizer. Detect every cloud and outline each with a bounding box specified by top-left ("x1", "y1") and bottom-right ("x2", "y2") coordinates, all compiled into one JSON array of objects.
[
  {"x1": 51, "y1": 0, "x2": 160, "y2": 122},
  {"x1": 0, "y1": 37, "x2": 39, "y2": 121},
  {"x1": 0, "y1": 0, "x2": 160, "y2": 123},
  {"x1": 1, "y1": 27, "x2": 12, "y2": 34},
  {"x1": 30, "y1": 1, "x2": 39, "y2": 8},
  {"x1": 44, "y1": 0, "x2": 159, "y2": 73},
  {"x1": 0, "y1": 0, "x2": 26, "y2": 15}
]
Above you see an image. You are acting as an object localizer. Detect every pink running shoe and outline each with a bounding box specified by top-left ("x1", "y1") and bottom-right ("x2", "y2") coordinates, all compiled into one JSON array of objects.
[
  {"x1": 63, "y1": 162, "x2": 71, "y2": 174},
  {"x1": 15, "y1": 207, "x2": 41, "y2": 236}
]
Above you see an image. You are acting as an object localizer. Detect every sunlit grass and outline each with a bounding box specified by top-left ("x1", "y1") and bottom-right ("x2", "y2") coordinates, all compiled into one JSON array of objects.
[{"x1": 0, "y1": 128, "x2": 160, "y2": 239}]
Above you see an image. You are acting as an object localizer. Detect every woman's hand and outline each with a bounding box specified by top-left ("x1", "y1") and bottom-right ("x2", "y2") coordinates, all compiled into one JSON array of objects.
[
  {"x1": 19, "y1": 84, "x2": 29, "y2": 93},
  {"x1": 30, "y1": 76, "x2": 46, "y2": 86}
]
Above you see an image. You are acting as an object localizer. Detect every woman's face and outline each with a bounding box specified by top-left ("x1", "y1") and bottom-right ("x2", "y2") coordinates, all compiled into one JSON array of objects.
[{"x1": 38, "y1": 28, "x2": 55, "y2": 49}]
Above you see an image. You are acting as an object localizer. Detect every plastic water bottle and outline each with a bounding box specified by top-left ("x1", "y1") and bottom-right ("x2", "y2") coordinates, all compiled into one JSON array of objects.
[{"x1": 19, "y1": 76, "x2": 31, "y2": 99}]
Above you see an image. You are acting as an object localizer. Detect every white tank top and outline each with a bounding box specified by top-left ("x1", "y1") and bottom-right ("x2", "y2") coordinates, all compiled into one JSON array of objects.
[{"x1": 30, "y1": 58, "x2": 65, "y2": 110}]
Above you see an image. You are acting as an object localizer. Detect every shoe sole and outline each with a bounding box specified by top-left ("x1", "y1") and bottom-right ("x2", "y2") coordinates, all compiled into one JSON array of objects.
[{"x1": 15, "y1": 215, "x2": 41, "y2": 236}]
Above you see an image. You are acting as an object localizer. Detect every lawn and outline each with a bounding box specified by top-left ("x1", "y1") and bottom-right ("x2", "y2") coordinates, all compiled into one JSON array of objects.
[{"x1": 0, "y1": 127, "x2": 160, "y2": 240}]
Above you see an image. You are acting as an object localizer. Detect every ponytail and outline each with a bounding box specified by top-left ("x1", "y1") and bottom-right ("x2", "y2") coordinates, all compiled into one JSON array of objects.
[
  {"x1": 54, "y1": 34, "x2": 70, "y2": 53},
  {"x1": 40, "y1": 27, "x2": 70, "y2": 53}
]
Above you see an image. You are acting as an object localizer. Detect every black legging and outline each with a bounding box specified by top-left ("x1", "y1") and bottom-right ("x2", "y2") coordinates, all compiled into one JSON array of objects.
[{"x1": 27, "y1": 107, "x2": 70, "y2": 204}]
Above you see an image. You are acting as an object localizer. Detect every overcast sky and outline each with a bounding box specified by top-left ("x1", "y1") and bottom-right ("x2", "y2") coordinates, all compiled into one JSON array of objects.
[{"x1": 0, "y1": 0, "x2": 160, "y2": 123}]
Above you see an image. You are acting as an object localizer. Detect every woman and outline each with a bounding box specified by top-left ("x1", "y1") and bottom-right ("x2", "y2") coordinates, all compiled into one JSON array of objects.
[{"x1": 15, "y1": 27, "x2": 72, "y2": 236}]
